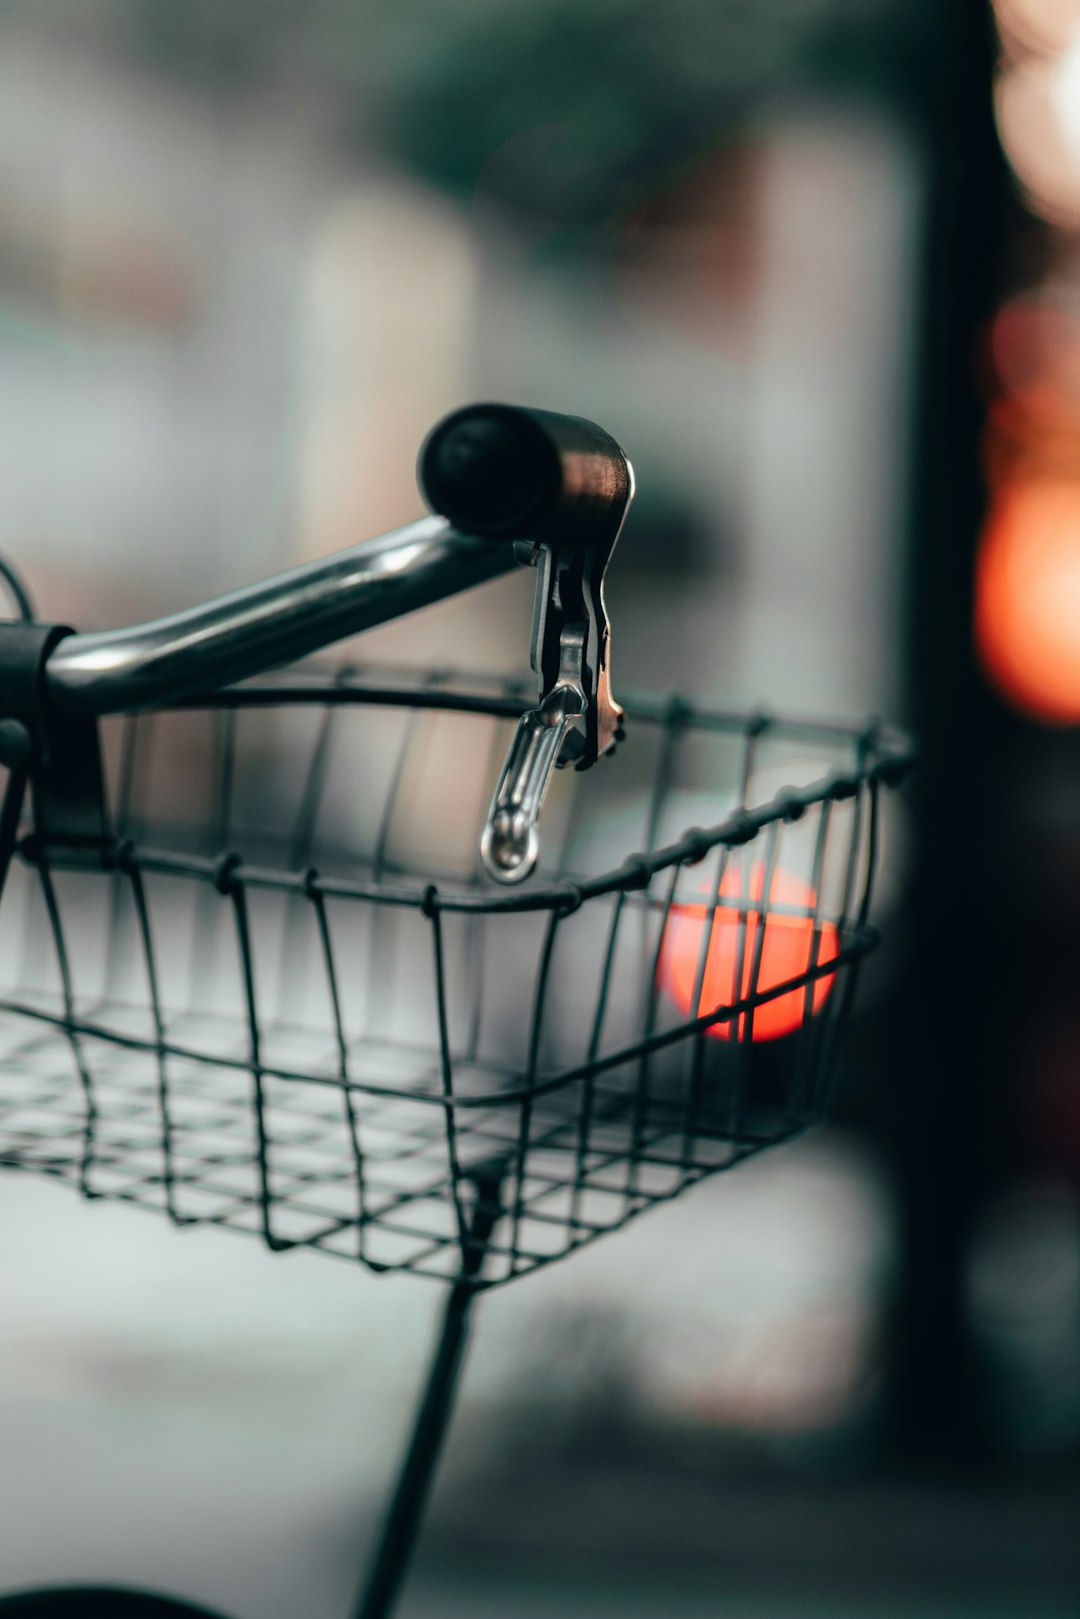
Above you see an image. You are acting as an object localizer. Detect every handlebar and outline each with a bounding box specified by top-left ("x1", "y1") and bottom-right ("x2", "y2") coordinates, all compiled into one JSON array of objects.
[
  {"x1": 23, "y1": 402, "x2": 634, "y2": 884},
  {"x1": 43, "y1": 403, "x2": 630, "y2": 717},
  {"x1": 43, "y1": 518, "x2": 510, "y2": 716}
]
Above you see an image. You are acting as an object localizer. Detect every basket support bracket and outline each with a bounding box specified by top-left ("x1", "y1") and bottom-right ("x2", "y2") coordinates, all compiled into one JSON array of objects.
[
  {"x1": 0, "y1": 621, "x2": 108, "y2": 890},
  {"x1": 353, "y1": 1168, "x2": 504, "y2": 1619}
]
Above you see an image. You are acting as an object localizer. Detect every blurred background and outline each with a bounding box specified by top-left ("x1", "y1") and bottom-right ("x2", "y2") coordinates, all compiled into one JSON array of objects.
[{"x1": 1, "y1": 0, "x2": 1079, "y2": 1616}]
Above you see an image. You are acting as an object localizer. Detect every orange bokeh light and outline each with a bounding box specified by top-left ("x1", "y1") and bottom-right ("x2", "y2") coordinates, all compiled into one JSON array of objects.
[
  {"x1": 976, "y1": 477, "x2": 1080, "y2": 721},
  {"x1": 658, "y1": 862, "x2": 839, "y2": 1043}
]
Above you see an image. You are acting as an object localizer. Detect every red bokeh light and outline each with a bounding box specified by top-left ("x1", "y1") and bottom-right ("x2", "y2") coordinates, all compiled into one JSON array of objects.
[{"x1": 658, "y1": 862, "x2": 839, "y2": 1042}]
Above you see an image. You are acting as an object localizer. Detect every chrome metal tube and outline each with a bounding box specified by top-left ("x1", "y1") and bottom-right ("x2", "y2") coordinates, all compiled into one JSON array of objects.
[{"x1": 44, "y1": 518, "x2": 515, "y2": 716}]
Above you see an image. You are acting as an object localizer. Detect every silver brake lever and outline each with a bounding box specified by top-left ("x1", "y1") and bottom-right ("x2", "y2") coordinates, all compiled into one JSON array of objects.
[
  {"x1": 418, "y1": 404, "x2": 633, "y2": 886},
  {"x1": 479, "y1": 684, "x2": 586, "y2": 884}
]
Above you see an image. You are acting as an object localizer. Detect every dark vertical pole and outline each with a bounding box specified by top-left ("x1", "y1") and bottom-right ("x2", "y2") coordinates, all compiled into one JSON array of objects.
[
  {"x1": 353, "y1": 1173, "x2": 503, "y2": 1619},
  {"x1": 883, "y1": 0, "x2": 1010, "y2": 1460}
]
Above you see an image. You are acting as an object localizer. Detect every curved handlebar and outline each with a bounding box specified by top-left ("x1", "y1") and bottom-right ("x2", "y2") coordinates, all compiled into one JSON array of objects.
[
  {"x1": 32, "y1": 401, "x2": 632, "y2": 885},
  {"x1": 43, "y1": 517, "x2": 513, "y2": 717},
  {"x1": 41, "y1": 404, "x2": 632, "y2": 725}
]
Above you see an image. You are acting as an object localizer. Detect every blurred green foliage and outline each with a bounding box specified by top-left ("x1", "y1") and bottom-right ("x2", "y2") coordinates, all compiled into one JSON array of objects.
[{"x1": 9, "y1": 0, "x2": 925, "y2": 239}]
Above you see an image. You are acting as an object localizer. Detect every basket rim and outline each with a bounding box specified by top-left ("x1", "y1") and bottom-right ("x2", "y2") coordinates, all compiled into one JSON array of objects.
[
  {"x1": 164, "y1": 664, "x2": 915, "y2": 758},
  {"x1": 40, "y1": 666, "x2": 915, "y2": 918}
]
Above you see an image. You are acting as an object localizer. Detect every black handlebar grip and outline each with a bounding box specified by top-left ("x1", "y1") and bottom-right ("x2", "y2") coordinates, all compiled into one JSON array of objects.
[{"x1": 418, "y1": 404, "x2": 631, "y2": 545}]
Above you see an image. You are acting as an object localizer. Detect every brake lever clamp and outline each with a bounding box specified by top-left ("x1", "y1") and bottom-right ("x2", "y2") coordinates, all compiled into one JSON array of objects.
[{"x1": 418, "y1": 404, "x2": 633, "y2": 884}]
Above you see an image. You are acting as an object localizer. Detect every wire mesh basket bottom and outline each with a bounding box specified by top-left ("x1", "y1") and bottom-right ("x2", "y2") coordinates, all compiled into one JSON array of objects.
[{"x1": 0, "y1": 670, "x2": 911, "y2": 1287}]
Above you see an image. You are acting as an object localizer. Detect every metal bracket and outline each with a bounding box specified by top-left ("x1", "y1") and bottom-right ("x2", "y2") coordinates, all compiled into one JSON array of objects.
[{"x1": 0, "y1": 620, "x2": 109, "y2": 874}]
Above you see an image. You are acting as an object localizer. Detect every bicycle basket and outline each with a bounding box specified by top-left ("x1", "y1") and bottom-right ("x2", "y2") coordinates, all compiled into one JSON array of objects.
[{"x1": 0, "y1": 668, "x2": 912, "y2": 1288}]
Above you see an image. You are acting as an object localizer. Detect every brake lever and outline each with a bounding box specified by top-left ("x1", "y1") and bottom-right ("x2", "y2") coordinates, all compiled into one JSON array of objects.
[
  {"x1": 479, "y1": 682, "x2": 586, "y2": 882},
  {"x1": 419, "y1": 404, "x2": 633, "y2": 884}
]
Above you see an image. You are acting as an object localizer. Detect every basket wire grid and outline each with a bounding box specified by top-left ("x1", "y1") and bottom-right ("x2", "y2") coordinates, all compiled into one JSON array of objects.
[{"x1": 0, "y1": 666, "x2": 910, "y2": 1290}]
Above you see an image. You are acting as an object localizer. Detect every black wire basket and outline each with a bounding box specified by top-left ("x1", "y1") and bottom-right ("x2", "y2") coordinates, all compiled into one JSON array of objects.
[{"x1": 0, "y1": 666, "x2": 912, "y2": 1290}]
